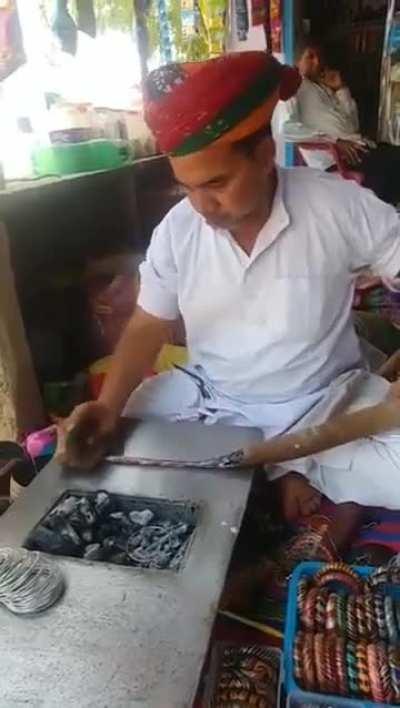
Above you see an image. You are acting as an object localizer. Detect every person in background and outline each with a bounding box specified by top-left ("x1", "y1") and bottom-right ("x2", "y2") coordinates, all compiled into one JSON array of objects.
[{"x1": 286, "y1": 39, "x2": 400, "y2": 206}]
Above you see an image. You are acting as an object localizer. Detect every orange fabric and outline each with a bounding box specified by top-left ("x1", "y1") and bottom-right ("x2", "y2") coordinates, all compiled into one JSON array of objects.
[{"x1": 214, "y1": 91, "x2": 279, "y2": 145}]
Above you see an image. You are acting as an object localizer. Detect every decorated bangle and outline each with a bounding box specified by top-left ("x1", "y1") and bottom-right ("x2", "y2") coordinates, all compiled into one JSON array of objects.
[
  {"x1": 315, "y1": 589, "x2": 328, "y2": 632},
  {"x1": 316, "y1": 571, "x2": 361, "y2": 595},
  {"x1": 364, "y1": 589, "x2": 377, "y2": 640},
  {"x1": 314, "y1": 563, "x2": 362, "y2": 594},
  {"x1": 302, "y1": 631, "x2": 315, "y2": 691},
  {"x1": 336, "y1": 593, "x2": 347, "y2": 635},
  {"x1": 302, "y1": 587, "x2": 319, "y2": 631},
  {"x1": 335, "y1": 636, "x2": 348, "y2": 696},
  {"x1": 293, "y1": 631, "x2": 304, "y2": 686},
  {"x1": 387, "y1": 559, "x2": 400, "y2": 587},
  {"x1": 355, "y1": 594, "x2": 367, "y2": 639},
  {"x1": 297, "y1": 578, "x2": 309, "y2": 616},
  {"x1": 374, "y1": 592, "x2": 388, "y2": 640},
  {"x1": 314, "y1": 633, "x2": 325, "y2": 692},
  {"x1": 367, "y1": 642, "x2": 386, "y2": 704},
  {"x1": 388, "y1": 645, "x2": 400, "y2": 704},
  {"x1": 346, "y1": 640, "x2": 359, "y2": 695},
  {"x1": 325, "y1": 592, "x2": 337, "y2": 632},
  {"x1": 384, "y1": 595, "x2": 398, "y2": 644},
  {"x1": 346, "y1": 594, "x2": 358, "y2": 642},
  {"x1": 368, "y1": 565, "x2": 389, "y2": 590},
  {"x1": 376, "y1": 641, "x2": 394, "y2": 704},
  {"x1": 323, "y1": 633, "x2": 337, "y2": 695},
  {"x1": 355, "y1": 640, "x2": 371, "y2": 698},
  {"x1": 395, "y1": 600, "x2": 400, "y2": 638}
]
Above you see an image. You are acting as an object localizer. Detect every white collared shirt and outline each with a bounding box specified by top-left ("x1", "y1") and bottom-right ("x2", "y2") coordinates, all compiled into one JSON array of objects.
[{"x1": 138, "y1": 168, "x2": 400, "y2": 403}]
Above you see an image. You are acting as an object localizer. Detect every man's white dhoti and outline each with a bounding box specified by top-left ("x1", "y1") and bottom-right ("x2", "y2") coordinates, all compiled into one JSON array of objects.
[{"x1": 124, "y1": 367, "x2": 400, "y2": 509}]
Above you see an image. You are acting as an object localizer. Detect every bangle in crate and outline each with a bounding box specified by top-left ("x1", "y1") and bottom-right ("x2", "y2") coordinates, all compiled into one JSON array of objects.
[
  {"x1": 293, "y1": 562, "x2": 400, "y2": 704},
  {"x1": 206, "y1": 643, "x2": 281, "y2": 707}
]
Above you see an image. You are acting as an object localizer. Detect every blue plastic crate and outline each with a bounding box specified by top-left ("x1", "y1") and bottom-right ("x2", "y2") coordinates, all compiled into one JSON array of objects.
[{"x1": 283, "y1": 561, "x2": 399, "y2": 708}]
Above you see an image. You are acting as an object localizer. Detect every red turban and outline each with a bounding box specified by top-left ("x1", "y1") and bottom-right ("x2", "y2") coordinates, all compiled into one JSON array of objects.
[{"x1": 144, "y1": 52, "x2": 300, "y2": 156}]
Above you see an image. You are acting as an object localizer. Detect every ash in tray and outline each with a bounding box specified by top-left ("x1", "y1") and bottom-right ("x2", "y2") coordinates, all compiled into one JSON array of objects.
[{"x1": 24, "y1": 491, "x2": 197, "y2": 571}]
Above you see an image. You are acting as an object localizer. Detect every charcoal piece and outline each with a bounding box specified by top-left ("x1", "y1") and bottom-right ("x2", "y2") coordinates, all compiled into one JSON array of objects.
[
  {"x1": 43, "y1": 513, "x2": 65, "y2": 532},
  {"x1": 129, "y1": 509, "x2": 154, "y2": 526},
  {"x1": 110, "y1": 552, "x2": 129, "y2": 565},
  {"x1": 76, "y1": 498, "x2": 96, "y2": 526},
  {"x1": 102, "y1": 537, "x2": 117, "y2": 554},
  {"x1": 126, "y1": 533, "x2": 143, "y2": 555},
  {"x1": 52, "y1": 495, "x2": 80, "y2": 517},
  {"x1": 94, "y1": 491, "x2": 111, "y2": 517},
  {"x1": 96, "y1": 523, "x2": 115, "y2": 542},
  {"x1": 84, "y1": 543, "x2": 103, "y2": 561},
  {"x1": 27, "y1": 525, "x2": 81, "y2": 557},
  {"x1": 81, "y1": 529, "x2": 93, "y2": 544},
  {"x1": 60, "y1": 522, "x2": 82, "y2": 548},
  {"x1": 109, "y1": 512, "x2": 132, "y2": 534}
]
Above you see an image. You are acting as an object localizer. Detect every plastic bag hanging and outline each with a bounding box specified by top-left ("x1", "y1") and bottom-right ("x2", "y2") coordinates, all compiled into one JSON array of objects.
[
  {"x1": 51, "y1": 0, "x2": 77, "y2": 56},
  {"x1": 76, "y1": 0, "x2": 96, "y2": 39}
]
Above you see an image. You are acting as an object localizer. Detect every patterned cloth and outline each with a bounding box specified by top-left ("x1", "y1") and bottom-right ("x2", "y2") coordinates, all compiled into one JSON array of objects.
[
  {"x1": 144, "y1": 52, "x2": 300, "y2": 155},
  {"x1": 354, "y1": 274, "x2": 400, "y2": 330}
]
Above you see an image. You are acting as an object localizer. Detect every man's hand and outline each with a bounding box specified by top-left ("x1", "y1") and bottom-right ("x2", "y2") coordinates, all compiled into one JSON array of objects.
[
  {"x1": 379, "y1": 350, "x2": 400, "y2": 383},
  {"x1": 321, "y1": 69, "x2": 344, "y2": 92},
  {"x1": 336, "y1": 139, "x2": 368, "y2": 166},
  {"x1": 56, "y1": 401, "x2": 118, "y2": 469}
]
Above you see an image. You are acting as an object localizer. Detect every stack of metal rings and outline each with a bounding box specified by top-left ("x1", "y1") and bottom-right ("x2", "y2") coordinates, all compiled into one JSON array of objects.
[
  {"x1": 0, "y1": 547, "x2": 65, "y2": 615},
  {"x1": 294, "y1": 562, "x2": 400, "y2": 704}
]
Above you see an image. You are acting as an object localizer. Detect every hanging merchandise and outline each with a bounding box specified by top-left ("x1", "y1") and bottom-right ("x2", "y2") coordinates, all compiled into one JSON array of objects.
[
  {"x1": 179, "y1": 0, "x2": 209, "y2": 62},
  {"x1": 198, "y1": 0, "x2": 227, "y2": 57},
  {"x1": 157, "y1": 0, "x2": 173, "y2": 63},
  {"x1": 76, "y1": 0, "x2": 96, "y2": 39},
  {"x1": 51, "y1": 0, "x2": 78, "y2": 56},
  {"x1": 0, "y1": 0, "x2": 25, "y2": 82},
  {"x1": 378, "y1": 0, "x2": 400, "y2": 145},
  {"x1": 251, "y1": 0, "x2": 267, "y2": 28},
  {"x1": 181, "y1": 0, "x2": 195, "y2": 39},
  {"x1": 134, "y1": 0, "x2": 151, "y2": 81},
  {"x1": 235, "y1": 0, "x2": 249, "y2": 41},
  {"x1": 269, "y1": 0, "x2": 283, "y2": 54}
]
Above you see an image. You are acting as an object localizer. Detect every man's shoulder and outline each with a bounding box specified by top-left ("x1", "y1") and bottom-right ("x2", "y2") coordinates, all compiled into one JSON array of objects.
[
  {"x1": 297, "y1": 77, "x2": 322, "y2": 98},
  {"x1": 157, "y1": 197, "x2": 201, "y2": 236},
  {"x1": 282, "y1": 166, "x2": 361, "y2": 202}
]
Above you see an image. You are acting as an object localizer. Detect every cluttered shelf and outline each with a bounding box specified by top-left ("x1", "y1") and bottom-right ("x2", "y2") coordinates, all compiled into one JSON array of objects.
[{"x1": 0, "y1": 154, "x2": 170, "y2": 198}]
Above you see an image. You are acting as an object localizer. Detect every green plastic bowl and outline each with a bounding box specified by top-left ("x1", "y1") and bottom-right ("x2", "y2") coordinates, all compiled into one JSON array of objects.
[{"x1": 32, "y1": 139, "x2": 132, "y2": 177}]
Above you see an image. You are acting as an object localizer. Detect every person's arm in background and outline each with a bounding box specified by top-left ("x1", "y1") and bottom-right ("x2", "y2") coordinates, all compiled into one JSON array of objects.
[
  {"x1": 335, "y1": 87, "x2": 360, "y2": 133},
  {"x1": 348, "y1": 187, "x2": 400, "y2": 362},
  {"x1": 57, "y1": 220, "x2": 180, "y2": 468},
  {"x1": 322, "y1": 68, "x2": 360, "y2": 133},
  {"x1": 320, "y1": 68, "x2": 367, "y2": 165}
]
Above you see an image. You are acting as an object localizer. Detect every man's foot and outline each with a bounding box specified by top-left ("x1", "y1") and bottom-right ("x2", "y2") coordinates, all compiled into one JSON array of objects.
[{"x1": 277, "y1": 472, "x2": 322, "y2": 524}]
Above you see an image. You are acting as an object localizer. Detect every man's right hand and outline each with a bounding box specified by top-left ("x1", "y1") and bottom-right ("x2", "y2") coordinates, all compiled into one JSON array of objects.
[
  {"x1": 56, "y1": 401, "x2": 118, "y2": 469},
  {"x1": 336, "y1": 139, "x2": 368, "y2": 167}
]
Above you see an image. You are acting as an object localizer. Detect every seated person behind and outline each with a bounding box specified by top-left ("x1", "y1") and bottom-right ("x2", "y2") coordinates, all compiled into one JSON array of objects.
[{"x1": 286, "y1": 40, "x2": 400, "y2": 205}]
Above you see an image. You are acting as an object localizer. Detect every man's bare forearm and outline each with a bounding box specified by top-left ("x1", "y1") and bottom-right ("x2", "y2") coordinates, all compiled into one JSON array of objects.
[{"x1": 98, "y1": 306, "x2": 173, "y2": 417}]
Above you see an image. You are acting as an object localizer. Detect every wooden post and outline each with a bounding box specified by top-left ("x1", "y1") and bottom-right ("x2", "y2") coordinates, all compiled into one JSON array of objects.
[{"x1": 0, "y1": 222, "x2": 45, "y2": 439}]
